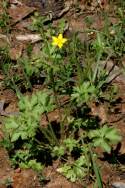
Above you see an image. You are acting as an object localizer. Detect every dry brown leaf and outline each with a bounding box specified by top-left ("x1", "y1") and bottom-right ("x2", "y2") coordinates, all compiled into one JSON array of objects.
[
  {"x1": 8, "y1": 4, "x2": 35, "y2": 24},
  {"x1": 9, "y1": 44, "x2": 23, "y2": 60}
]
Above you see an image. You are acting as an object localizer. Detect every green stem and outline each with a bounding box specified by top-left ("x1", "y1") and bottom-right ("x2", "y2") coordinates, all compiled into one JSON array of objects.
[
  {"x1": 41, "y1": 28, "x2": 64, "y2": 141},
  {"x1": 45, "y1": 112, "x2": 58, "y2": 144},
  {"x1": 49, "y1": 68, "x2": 64, "y2": 141},
  {"x1": 89, "y1": 144, "x2": 103, "y2": 188},
  {"x1": 19, "y1": 60, "x2": 32, "y2": 90},
  {"x1": 11, "y1": 77, "x2": 22, "y2": 99},
  {"x1": 39, "y1": 126, "x2": 55, "y2": 145},
  {"x1": 73, "y1": 34, "x2": 83, "y2": 85},
  {"x1": 92, "y1": 53, "x2": 102, "y2": 83}
]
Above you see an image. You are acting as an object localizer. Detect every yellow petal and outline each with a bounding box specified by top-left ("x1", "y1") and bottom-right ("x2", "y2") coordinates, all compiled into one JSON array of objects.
[
  {"x1": 58, "y1": 34, "x2": 63, "y2": 40},
  {"x1": 52, "y1": 41, "x2": 56, "y2": 46},
  {"x1": 58, "y1": 42, "x2": 63, "y2": 48},
  {"x1": 52, "y1": 36, "x2": 57, "y2": 40},
  {"x1": 52, "y1": 36, "x2": 57, "y2": 42},
  {"x1": 52, "y1": 36, "x2": 58, "y2": 46},
  {"x1": 62, "y1": 38, "x2": 67, "y2": 44}
]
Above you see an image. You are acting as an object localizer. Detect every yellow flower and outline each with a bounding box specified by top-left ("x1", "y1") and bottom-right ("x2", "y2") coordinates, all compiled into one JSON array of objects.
[{"x1": 52, "y1": 34, "x2": 67, "y2": 48}]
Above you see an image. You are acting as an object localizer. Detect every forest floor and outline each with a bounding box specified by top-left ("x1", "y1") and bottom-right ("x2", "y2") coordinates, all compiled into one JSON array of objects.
[{"x1": 1, "y1": 0, "x2": 125, "y2": 187}]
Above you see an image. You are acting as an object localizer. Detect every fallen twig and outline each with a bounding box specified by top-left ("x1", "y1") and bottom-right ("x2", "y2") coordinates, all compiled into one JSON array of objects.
[{"x1": 15, "y1": 34, "x2": 42, "y2": 43}]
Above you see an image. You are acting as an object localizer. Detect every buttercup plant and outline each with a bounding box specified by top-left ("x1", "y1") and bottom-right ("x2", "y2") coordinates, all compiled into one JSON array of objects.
[{"x1": 0, "y1": 7, "x2": 123, "y2": 187}]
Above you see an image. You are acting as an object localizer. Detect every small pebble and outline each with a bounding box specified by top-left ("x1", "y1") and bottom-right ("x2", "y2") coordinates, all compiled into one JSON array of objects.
[
  {"x1": 112, "y1": 182, "x2": 125, "y2": 188},
  {"x1": 15, "y1": 168, "x2": 21, "y2": 173}
]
